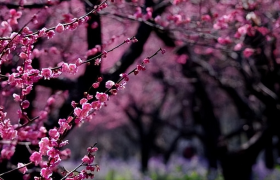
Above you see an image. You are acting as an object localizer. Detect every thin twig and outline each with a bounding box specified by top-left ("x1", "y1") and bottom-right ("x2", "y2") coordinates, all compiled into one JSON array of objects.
[
  {"x1": 0, "y1": 162, "x2": 33, "y2": 177},
  {"x1": 60, "y1": 162, "x2": 84, "y2": 180}
]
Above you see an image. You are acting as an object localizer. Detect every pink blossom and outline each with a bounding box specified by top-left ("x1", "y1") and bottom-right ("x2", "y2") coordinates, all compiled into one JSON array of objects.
[
  {"x1": 87, "y1": 94, "x2": 93, "y2": 100},
  {"x1": 1, "y1": 146, "x2": 15, "y2": 159},
  {"x1": 257, "y1": 27, "x2": 269, "y2": 35},
  {"x1": 243, "y1": 48, "x2": 254, "y2": 58},
  {"x1": 21, "y1": 100, "x2": 30, "y2": 109},
  {"x1": 87, "y1": 147, "x2": 98, "y2": 153},
  {"x1": 74, "y1": 103, "x2": 92, "y2": 118},
  {"x1": 38, "y1": 28, "x2": 47, "y2": 37},
  {"x1": 201, "y1": 15, "x2": 211, "y2": 21},
  {"x1": 29, "y1": 152, "x2": 42, "y2": 165},
  {"x1": 50, "y1": 47, "x2": 59, "y2": 54},
  {"x1": 102, "y1": 51, "x2": 107, "y2": 58},
  {"x1": 22, "y1": 86, "x2": 33, "y2": 96},
  {"x1": 143, "y1": 58, "x2": 150, "y2": 64},
  {"x1": 91, "y1": 22, "x2": 98, "y2": 29},
  {"x1": 68, "y1": 63, "x2": 77, "y2": 74},
  {"x1": 59, "y1": 140, "x2": 69, "y2": 147},
  {"x1": 71, "y1": 101, "x2": 77, "y2": 108},
  {"x1": 105, "y1": 80, "x2": 115, "y2": 89},
  {"x1": 41, "y1": 68, "x2": 52, "y2": 80},
  {"x1": 39, "y1": 111, "x2": 48, "y2": 120},
  {"x1": 176, "y1": 54, "x2": 188, "y2": 64},
  {"x1": 97, "y1": 77, "x2": 103, "y2": 82},
  {"x1": 47, "y1": 30, "x2": 55, "y2": 39},
  {"x1": 40, "y1": 167, "x2": 52, "y2": 179},
  {"x1": 75, "y1": 58, "x2": 83, "y2": 66},
  {"x1": 134, "y1": 70, "x2": 139, "y2": 75},
  {"x1": 8, "y1": 74, "x2": 16, "y2": 85},
  {"x1": 237, "y1": 25, "x2": 248, "y2": 35},
  {"x1": 91, "y1": 101, "x2": 101, "y2": 110},
  {"x1": 47, "y1": 147, "x2": 59, "y2": 158},
  {"x1": 234, "y1": 43, "x2": 243, "y2": 51},
  {"x1": 55, "y1": 23, "x2": 65, "y2": 33},
  {"x1": 155, "y1": 16, "x2": 161, "y2": 24},
  {"x1": 134, "y1": 7, "x2": 142, "y2": 18},
  {"x1": 19, "y1": 52, "x2": 28, "y2": 59},
  {"x1": 80, "y1": 98, "x2": 88, "y2": 105},
  {"x1": 49, "y1": 129, "x2": 60, "y2": 140},
  {"x1": 95, "y1": 58, "x2": 101, "y2": 65},
  {"x1": 217, "y1": 37, "x2": 232, "y2": 45},
  {"x1": 49, "y1": 155, "x2": 61, "y2": 168},
  {"x1": 13, "y1": 93, "x2": 21, "y2": 101},
  {"x1": 124, "y1": 38, "x2": 131, "y2": 44},
  {"x1": 137, "y1": 65, "x2": 146, "y2": 71},
  {"x1": 58, "y1": 119, "x2": 71, "y2": 133},
  {"x1": 32, "y1": 49, "x2": 41, "y2": 58},
  {"x1": 47, "y1": 97, "x2": 55, "y2": 106},
  {"x1": 82, "y1": 155, "x2": 91, "y2": 164},
  {"x1": 120, "y1": 73, "x2": 129, "y2": 81},
  {"x1": 95, "y1": 92, "x2": 108, "y2": 102},
  {"x1": 82, "y1": 103, "x2": 92, "y2": 111},
  {"x1": 109, "y1": 89, "x2": 118, "y2": 95},
  {"x1": 70, "y1": 22, "x2": 79, "y2": 30},
  {"x1": 92, "y1": 82, "x2": 99, "y2": 88},
  {"x1": 17, "y1": 163, "x2": 28, "y2": 174},
  {"x1": 39, "y1": 137, "x2": 50, "y2": 155},
  {"x1": 74, "y1": 108, "x2": 82, "y2": 117}
]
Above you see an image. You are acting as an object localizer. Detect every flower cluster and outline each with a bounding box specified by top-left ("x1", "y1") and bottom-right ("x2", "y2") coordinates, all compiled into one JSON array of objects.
[{"x1": 0, "y1": 0, "x2": 164, "y2": 178}]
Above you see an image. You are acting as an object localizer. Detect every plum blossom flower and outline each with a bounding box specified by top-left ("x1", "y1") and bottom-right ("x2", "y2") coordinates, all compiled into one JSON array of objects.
[
  {"x1": 87, "y1": 147, "x2": 98, "y2": 153},
  {"x1": 92, "y1": 82, "x2": 99, "y2": 88},
  {"x1": 47, "y1": 147, "x2": 59, "y2": 158},
  {"x1": 41, "y1": 68, "x2": 52, "y2": 80},
  {"x1": 13, "y1": 93, "x2": 21, "y2": 101},
  {"x1": 55, "y1": 23, "x2": 64, "y2": 33},
  {"x1": 47, "y1": 30, "x2": 55, "y2": 39},
  {"x1": 91, "y1": 101, "x2": 101, "y2": 110},
  {"x1": 58, "y1": 119, "x2": 71, "y2": 133},
  {"x1": 143, "y1": 58, "x2": 150, "y2": 64},
  {"x1": 1, "y1": 146, "x2": 15, "y2": 159},
  {"x1": 82, "y1": 155, "x2": 92, "y2": 164},
  {"x1": 68, "y1": 64, "x2": 77, "y2": 74},
  {"x1": 243, "y1": 48, "x2": 254, "y2": 58},
  {"x1": 105, "y1": 80, "x2": 115, "y2": 89},
  {"x1": 74, "y1": 103, "x2": 92, "y2": 119},
  {"x1": 39, "y1": 137, "x2": 50, "y2": 155},
  {"x1": 29, "y1": 152, "x2": 42, "y2": 165},
  {"x1": 120, "y1": 73, "x2": 129, "y2": 81},
  {"x1": 40, "y1": 167, "x2": 52, "y2": 179},
  {"x1": 49, "y1": 129, "x2": 60, "y2": 140},
  {"x1": 137, "y1": 65, "x2": 145, "y2": 71},
  {"x1": 17, "y1": 163, "x2": 28, "y2": 174},
  {"x1": 95, "y1": 92, "x2": 108, "y2": 102},
  {"x1": 47, "y1": 97, "x2": 55, "y2": 106},
  {"x1": 234, "y1": 43, "x2": 243, "y2": 51}
]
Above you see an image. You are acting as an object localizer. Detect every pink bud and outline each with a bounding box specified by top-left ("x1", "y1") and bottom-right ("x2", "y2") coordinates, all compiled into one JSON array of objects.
[
  {"x1": 55, "y1": 23, "x2": 64, "y2": 33},
  {"x1": 143, "y1": 58, "x2": 150, "y2": 64},
  {"x1": 21, "y1": 100, "x2": 30, "y2": 109},
  {"x1": 105, "y1": 80, "x2": 115, "y2": 89},
  {"x1": 92, "y1": 82, "x2": 99, "y2": 88}
]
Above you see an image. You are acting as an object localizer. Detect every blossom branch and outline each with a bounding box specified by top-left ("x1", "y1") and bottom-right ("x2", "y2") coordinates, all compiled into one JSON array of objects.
[
  {"x1": 60, "y1": 162, "x2": 84, "y2": 180},
  {"x1": 0, "y1": 162, "x2": 32, "y2": 177}
]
